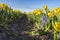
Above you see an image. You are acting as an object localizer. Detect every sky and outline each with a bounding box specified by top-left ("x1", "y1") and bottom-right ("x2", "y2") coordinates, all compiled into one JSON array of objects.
[{"x1": 0, "y1": 0, "x2": 60, "y2": 12}]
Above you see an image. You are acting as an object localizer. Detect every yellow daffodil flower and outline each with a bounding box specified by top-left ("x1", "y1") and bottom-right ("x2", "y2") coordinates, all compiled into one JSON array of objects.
[
  {"x1": 53, "y1": 8, "x2": 60, "y2": 14},
  {"x1": 54, "y1": 22, "x2": 60, "y2": 32},
  {"x1": 43, "y1": 5, "x2": 47, "y2": 10},
  {"x1": 0, "y1": 3, "x2": 9, "y2": 12},
  {"x1": 33, "y1": 9, "x2": 42, "y2": 16},
  {"x1": 0, "y1": 3, "x2": 8, "y2": 8},
  {"x1": 48, "y1": 12, "x2": 55, "y2": 18},
  {"x1": 35, "y1": 11, "x2": 41, "y2": 15}
]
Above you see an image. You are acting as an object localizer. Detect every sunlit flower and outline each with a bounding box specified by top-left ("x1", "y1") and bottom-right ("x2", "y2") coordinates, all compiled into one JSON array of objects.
[
  {"x1": 53, "y1": 8, "x2": 60, "y2": 14},
  {"x1": 53, "y1": 9, "x2": 57, "y2": 14},
  {"x1": 35, "y1": 11, "x2": 42, "y2": 15},
  {"x1": 54, "y1": 22, "x2": 60, "y2": 32},
  {"x1": 43, "y1": 5, "x2": 47, "y2": 10},
  {"x1": 0, "y1": 3, "x2": 8, "y2": 9},
  {"x1": 48, "y1": 12, "x2": 55, "y2": 18},
  {"x1": 33, "y1": 9, "x2": 42, "y2": 16}
]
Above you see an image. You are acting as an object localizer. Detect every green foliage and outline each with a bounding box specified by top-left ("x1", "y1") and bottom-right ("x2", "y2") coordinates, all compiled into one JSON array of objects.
[{"x1": 0, "y1": 4, "x2": 23, "y2": 30}]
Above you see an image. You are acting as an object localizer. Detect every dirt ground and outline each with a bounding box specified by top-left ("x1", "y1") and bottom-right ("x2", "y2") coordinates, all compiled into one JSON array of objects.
[{"x1": 0, "y1": 14, "x2": 57, "y2": 40}]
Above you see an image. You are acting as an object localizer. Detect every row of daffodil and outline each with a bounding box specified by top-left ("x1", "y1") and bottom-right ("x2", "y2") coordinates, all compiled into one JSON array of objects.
[
  {"x1": 27, "y1": 5, "x2": 60, "y2": 40},
  {"x1": 0, "y1": 3, "x2": 23, "y2": 30},
  {"x1": 0, "y1": 3, "x2": 60, "y2": 40}
]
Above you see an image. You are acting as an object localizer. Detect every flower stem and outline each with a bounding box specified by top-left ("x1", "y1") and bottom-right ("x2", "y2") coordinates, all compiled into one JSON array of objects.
[{"x1": 54, "y1": 31, "x2": 57, "y2": 40}]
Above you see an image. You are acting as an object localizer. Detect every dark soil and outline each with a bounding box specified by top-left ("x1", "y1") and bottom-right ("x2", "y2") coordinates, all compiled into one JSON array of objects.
[{"x1": 0, "y1": 14, "x2": 54, "y2": 40}]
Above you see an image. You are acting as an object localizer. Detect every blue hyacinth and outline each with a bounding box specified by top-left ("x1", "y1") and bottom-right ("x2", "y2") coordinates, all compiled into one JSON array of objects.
[
  {"x1": 40, "y1": 15, "x2": 47, "y2": 29},
  {"x1": 42, "y1": 15, "x2": 47, "y2": 25}
]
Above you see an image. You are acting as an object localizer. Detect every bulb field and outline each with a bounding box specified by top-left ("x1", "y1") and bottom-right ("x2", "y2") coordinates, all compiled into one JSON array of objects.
[{"x1": 0, "y1": 3, "x2": 60, "y2": 40}]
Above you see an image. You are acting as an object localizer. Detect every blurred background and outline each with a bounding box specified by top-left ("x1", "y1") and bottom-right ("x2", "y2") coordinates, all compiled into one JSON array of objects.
[{"x1": 0, "y1": 0, "x2": 60, "y2": 12}]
